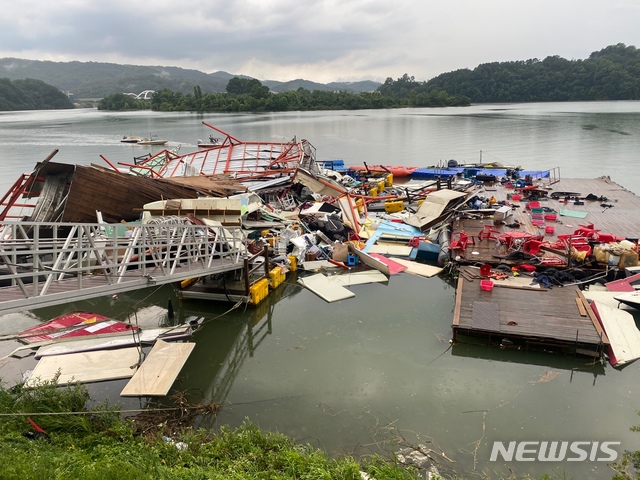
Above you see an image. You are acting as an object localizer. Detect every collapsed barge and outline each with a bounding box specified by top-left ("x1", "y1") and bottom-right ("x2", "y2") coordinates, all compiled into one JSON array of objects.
[{"x1": 1, "y1": 125, "x2": 640, "y2": 368}]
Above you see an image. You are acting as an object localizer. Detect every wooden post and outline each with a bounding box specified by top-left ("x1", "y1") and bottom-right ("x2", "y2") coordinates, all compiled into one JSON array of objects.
[
  {"x1": 263, "y1": 245, "x2": 270, "y2": 279},
  {"x1": 243, "y1": 257, "x2": 250, "y2": 295}
]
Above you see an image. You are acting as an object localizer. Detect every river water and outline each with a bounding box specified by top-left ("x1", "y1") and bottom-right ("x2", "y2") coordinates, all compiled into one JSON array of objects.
[{"x1": 1, "y1": 102, "x2": 640, "y2": 479}]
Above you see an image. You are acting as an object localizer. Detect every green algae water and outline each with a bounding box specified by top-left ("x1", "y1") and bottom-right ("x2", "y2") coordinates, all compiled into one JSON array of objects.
[{"x1": 1, "y1": 102, "x2": 640, "y2": 479}]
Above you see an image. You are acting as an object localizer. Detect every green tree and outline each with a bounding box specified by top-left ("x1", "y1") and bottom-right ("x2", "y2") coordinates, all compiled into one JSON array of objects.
[{"x1": 0, "y1": 77, "x2": 74, "y2": 111}]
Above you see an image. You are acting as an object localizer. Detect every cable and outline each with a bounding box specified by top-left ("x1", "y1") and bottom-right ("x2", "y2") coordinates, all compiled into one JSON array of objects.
[{"x1": 0, "y1": 405, "x2": 213, "y2": 417}]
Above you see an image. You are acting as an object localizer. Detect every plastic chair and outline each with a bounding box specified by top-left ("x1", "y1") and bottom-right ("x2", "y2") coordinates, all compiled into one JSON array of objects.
[
  {"x1": 478, "y1": 225, "x2": 500, "y2": 241},
  {"x1": 523, "y1": 239, "x2": 545, "y2": 256},
  {"x1": 449, "y1": 232, "x2": 474, "y2": 251}
]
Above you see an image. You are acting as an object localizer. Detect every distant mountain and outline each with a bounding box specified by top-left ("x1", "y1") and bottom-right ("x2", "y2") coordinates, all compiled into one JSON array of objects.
[
  {"x1": 262, "y1": 78, "x2": 382, "y2": 94},
  {"x1": 0, "y1": 58, "x2": 381, "y2": 99}
]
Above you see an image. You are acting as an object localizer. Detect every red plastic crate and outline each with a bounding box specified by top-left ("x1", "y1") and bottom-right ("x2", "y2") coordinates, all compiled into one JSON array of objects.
[{"x1": 480, "y1": 280, "x2": 494, "y2": 291}]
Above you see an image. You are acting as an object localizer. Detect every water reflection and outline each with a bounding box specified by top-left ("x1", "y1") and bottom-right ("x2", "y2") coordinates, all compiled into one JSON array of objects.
[
  {"x1": 451, "y1": 342, "x2": 606, "y2": 381},
  {"x1": 182, "y1": 276, "x2": 302, "y2": 402}
]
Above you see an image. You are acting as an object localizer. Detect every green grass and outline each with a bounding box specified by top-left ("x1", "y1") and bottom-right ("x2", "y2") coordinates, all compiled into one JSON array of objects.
[
  {"x1": 0, "y1": 378, "x2": 424, "y2": 479},
  {"x1": 0, "y1": 378, "x2": 618, "y2": 479}
]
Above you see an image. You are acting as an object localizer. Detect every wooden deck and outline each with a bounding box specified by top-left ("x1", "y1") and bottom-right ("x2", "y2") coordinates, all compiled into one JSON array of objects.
[
  {"x1": 452, "y1": 265, "x2": 609, "y2": 357},
  {"x1": 451, "y1": 176, "x2": 640, "y2": 266}
]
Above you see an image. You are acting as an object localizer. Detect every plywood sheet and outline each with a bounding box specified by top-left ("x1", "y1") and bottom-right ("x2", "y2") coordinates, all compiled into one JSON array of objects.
[
  {"x1": 367, "y1": 244, "x2": 413, "y2": 256},
  {"x1": 327, "y1": 271, "x2": 388, "y2": 286},
  {"x1": 368, "y1": 253, "x2": 408, "y2": 275},
  {"x1": 26, "y1": 347, "x2": 141, "y2": 386},
  {"x1": 404, "y1": 189, "x2": 467, "y2": 230},
  {"x1": 121, "y1": 340, "x2": 195, "y2": 396},
  {"x1": 390, "y1": 258, "x2": 443, "y2": 278},
  {"x1": 301, "y1": 260, "x2": 335, "y2": 271},
  {"x1": 348, "y1": 244, "x2": 391, "y2": 276},
  {"x1": 583, "y1": 290, "x2": 636, "y2": 311},
  {"x1": 591, "y1": 302, "x2": 640, "y2": 367},
  {"x1": 298, "y1": 274, "x2": 356, "y2": 302}
]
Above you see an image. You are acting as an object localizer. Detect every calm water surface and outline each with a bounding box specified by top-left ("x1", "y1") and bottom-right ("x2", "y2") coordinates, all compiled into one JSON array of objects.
[{"x1": 1, "y1": 103, "x2": 640, "y2": 479}]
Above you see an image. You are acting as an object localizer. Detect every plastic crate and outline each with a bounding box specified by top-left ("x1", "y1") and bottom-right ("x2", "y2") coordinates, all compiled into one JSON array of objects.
[{"x1": 480, "y1": 280, "x2": 494, "y2": 292}]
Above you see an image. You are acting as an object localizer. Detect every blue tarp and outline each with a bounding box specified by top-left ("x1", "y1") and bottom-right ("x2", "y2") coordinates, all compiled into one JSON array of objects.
[{"x1": 412, "y1": 166, "x2": 550, "y2": 180}]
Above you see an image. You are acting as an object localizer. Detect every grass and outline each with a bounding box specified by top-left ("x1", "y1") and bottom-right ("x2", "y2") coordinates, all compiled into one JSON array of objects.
[
  {"x1": 0, "y1": 378, "x2": 424, "y2": 479},
  {"x1": 0, "y1": 378, "x2": 619, "y2": 479}
]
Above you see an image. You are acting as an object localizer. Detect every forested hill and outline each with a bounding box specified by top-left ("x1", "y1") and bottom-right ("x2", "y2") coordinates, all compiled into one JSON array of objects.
[
  {"x1": 422, "y1": 43, "x2": 640, "y2": 102},
  {"x1": 0, "y1": 58, "x2": 380, "y2": 98},
  {"x1": 0, "y1": 78, "x2": 74, "y2": 110}
]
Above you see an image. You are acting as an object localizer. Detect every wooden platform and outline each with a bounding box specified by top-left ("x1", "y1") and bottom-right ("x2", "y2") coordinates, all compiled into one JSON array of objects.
[
  {"x1": 452, "y1": 266, "x2": 609, "y2": 357},
  {"x1": 450, "y1": 176, "x2": 640, "y2": 266}
]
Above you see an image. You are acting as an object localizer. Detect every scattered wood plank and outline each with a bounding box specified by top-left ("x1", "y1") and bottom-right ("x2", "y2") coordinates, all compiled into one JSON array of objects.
[
  {"x1": 26, "y1": 347, "x2": 141, "y2": 386},
  {"x1": 121, "y1": 340, "x2": 195, "y2": 397},
  {"x1": 492, "y1": 283, "x2": 547, "y2": 291},
  {"x1": 575, "y1": 288, "x2": 610, "y2": 345},
  {"x1": 575, "y1": 297, "x2": 588, "y2": 316}
]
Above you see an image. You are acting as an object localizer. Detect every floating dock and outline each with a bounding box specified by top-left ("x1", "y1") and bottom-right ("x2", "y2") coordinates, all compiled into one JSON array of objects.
[
  {"x1": 450, "y1": 173, "x2": 640, "y2": 358},
  {"x1": 453, "y1": 266, "x2": 608, "y2": 357},
  {"x1": 450, "y1": 175, "x2": 640, "y2": 266}
]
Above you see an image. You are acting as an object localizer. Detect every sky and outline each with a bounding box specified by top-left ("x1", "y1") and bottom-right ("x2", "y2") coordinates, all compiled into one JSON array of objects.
[{"x1": 1, "y1": 0, "x2": 639, "y2": 84}]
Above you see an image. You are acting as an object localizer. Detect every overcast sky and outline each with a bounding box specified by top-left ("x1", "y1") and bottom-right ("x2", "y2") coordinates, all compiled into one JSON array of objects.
[{"x1": 1, "y1": 0, "x2": 639, "y2": 84}]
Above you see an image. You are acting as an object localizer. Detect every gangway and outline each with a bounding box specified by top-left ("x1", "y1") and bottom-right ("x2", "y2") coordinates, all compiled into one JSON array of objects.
[{"x1": 0, "y1": 217, "x2": 248, "y2": 315}]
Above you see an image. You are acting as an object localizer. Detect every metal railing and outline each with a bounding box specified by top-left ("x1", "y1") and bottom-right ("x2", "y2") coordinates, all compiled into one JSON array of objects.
[{"x1": 0, "y1": 217, "x2": 248, "y2": 314}]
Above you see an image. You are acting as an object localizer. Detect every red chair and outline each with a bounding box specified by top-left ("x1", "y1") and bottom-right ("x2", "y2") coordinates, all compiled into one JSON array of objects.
[
  {"x1": 498, "y1": 231, "x2": 534, "y2": 250},
  {"x1": 449, "y1": 231, "x2": 475, "y2": 251},
  {"x1": 595, "y1": 233, "x2": 624, "y2": 243},
  {"x1": 557, "y1": 234, "x2": 589, "y2": 246},
  {"x1": 523, "y1": 239, "x2": 548, "y2": 256},
  {"x1": 478, "y1": 225, "x2": 500, "y2": 241},
  {"x1": 573, "y1": 228, "x2": 599, "y2": 240}
]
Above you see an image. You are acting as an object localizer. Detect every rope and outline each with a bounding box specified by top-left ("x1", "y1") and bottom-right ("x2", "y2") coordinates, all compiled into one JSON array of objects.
[
  {"x1": 0, "y1": 406, "x2": 209, "y2": 417},
  {"x1": 193, "y1": 300, "x2": 244, "y2": 329}
]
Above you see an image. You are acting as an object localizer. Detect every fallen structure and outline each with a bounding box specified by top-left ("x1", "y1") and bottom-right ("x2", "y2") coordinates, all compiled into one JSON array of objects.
[{"x1": 2, "y1": 125, "x2": 640, "y2": 375}]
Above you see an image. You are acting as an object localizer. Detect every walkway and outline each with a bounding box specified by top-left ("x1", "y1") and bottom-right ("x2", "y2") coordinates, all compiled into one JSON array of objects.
[{"x1": 0, "y1": 218, "x2": 247, "y2": 315}]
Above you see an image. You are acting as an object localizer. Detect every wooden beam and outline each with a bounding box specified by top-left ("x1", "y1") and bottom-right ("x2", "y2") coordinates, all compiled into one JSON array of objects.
[
  {"x1": 575, "y1": 297, "x2": 587, "y2": 316},
  {"x1": 576, "y1": 288, "x2": 610, "y2": 345},
  {"x1": 452, "y1": 276, "x2": 464, "y2": 326},
  {"x1": 493, "y1": 283, "x2": 548, "y2": 292}
]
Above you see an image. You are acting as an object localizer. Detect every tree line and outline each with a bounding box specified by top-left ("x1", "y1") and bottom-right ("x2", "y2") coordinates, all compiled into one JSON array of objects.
[
  {"x1": 424, "y1": 43, "x2": 640, "y2": 102},
  {"x1": 97, "y1": 75, "x2": 470, "y2": 112},
  {"x1": 97, "y1": 43, "x2": 640, "y2": 112},
  {"x1": 0, "y1": 78, "x2": 74, "y2": 110},
  {"x1": 14, "y1": 42, "x2": 639, "y2": 112}
]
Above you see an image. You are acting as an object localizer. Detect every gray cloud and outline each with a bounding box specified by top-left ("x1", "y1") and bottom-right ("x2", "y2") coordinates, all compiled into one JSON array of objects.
[{"x1": 0, "y1": 0, "x2": 639, "y2": 83}]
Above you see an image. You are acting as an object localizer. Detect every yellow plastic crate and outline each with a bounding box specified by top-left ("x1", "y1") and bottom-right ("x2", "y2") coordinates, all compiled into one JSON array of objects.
[
  {"x1": 269, "y1": 266, "x2": 286, "y2": 289},
  {"x1": 249, "y1": 278, "x2": 269, "y2": 305},
  {"x1": 384, "y1": 200, "x2": 404, "y2": 213}
]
